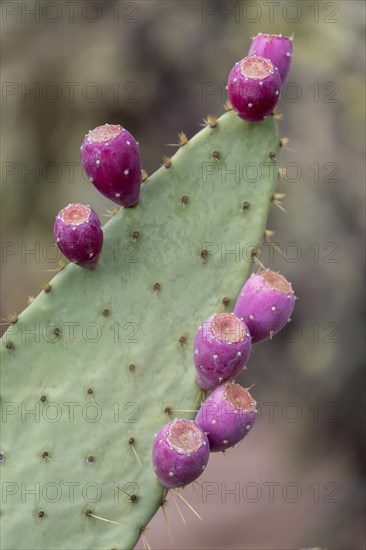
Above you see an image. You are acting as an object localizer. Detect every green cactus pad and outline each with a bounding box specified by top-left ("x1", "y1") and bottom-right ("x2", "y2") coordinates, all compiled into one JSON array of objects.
[{"x1": 1, "y1": 111, "x2": 279, "y2": 549}]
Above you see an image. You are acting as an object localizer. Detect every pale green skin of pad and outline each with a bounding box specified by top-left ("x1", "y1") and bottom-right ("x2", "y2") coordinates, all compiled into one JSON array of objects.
[{"x1": 0, "y1": 111, "x2": 279, "y2": 550}]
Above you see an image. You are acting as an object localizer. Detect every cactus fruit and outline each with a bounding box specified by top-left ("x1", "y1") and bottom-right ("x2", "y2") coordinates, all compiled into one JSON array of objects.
[
  {"x1": 195, "y1": 383, "x2": 257, "y2": 452},
  {"x1": 152, "y1": 419, "x2": 209, "y2": 488},
  {"x1": 81, "y1": 124, "x2": 142, "y2": 207},
  {"x1": 54, "y1": 203, "x2": 103, "y2": 269},
  {"x1": 227, "y1": 56, "x2": 281, "y2": 122},
  {"x1": 194, "y1": 313, "x2": 252, "y2": 390},
  {"x1": 248, "y1": 33, "x2": 293, "y2": 85},
  {"x1": 233, "y1": 269, "x2": 296, "y2": 343},
  {"x1": 1, "y1": 107, "x2": 281, "y2": 549}
]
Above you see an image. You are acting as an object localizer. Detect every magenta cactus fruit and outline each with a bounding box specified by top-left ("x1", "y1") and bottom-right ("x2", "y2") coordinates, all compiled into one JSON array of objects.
[
  {"x1": 80, "y1": 124, "x2": 142, "y2": 207},
  {"x1": 248, "y1": 33, "x2": 293, "y2": 85},
  {"x1": 194, "y1": 313, "x2": 252, "y2": 390},
  {"x1": 195, "y1": 383, "x2": 257, "y2": 452},
  {"x1": 233, "y1": 269, "x2": 296, "y2": 343},
  {"x1": 152, "y1": 419, "x2": 210, "y2": 489},
  {"x1": 227, "y1": 55, "x2": 281, "y2": 122},
  {"x1": 54, "y1": 203, "x2": 103, "y2": 269}
]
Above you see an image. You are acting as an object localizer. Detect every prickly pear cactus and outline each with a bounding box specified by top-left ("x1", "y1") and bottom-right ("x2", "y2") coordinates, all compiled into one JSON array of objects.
[{"x1": 1, "y1": 110, "x2": 279, "y2": 549}]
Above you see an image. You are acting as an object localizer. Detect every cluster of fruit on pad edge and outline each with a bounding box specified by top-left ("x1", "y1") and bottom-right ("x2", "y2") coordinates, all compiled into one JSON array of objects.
[
  {"x1": 152, "y1": 33, "x2": 295, "y2": 491},
  {"x1": 55, "y1": 33, "x2": 293, "y2": 271},
  {"x1": 2, "y1": 32, "x2": 295, "y2": 550},
  {"x1": 55, "y1": 33, "x2": 293, "y2": 273},
  {"x1": 152, "y1": 269, "x2": 296, "y2": 488}
]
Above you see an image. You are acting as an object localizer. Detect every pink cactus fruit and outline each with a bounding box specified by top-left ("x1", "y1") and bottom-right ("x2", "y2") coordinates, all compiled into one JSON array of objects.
[
  {"x1": 195, "y1": 383, "x2": 257, "y2": 452},
  {"x1": 152, "y1": 419, "x2": 210, "y2": 489},
  {"x1": 54, "y1": 203, "x2": 103, "y2": 269},
  {"x1": 227, "y1": 55, "x2": 281, "y2": 122},
  {"x1": 81, "y1": 124, "x2": 142, "y2": 207},
  {"x1": 234, "y1": 269, "x2": 296, "y2": 343},
  {"x1": 248, "y1": 33, "x2": 293, "y2": 85},
  {"x1": 194, "y1": 313, "x2": 252, "y2": 390}
]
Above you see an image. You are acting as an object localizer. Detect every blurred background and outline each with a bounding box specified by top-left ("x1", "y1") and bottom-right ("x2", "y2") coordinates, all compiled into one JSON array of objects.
[{"x1": 1, "y1": 1, "x2": 365, "y2": 548}]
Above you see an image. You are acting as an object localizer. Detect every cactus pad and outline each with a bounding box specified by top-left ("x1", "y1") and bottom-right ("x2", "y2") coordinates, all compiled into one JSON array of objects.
[{"x1": 1, "y1": 110, "x2": 279, "y2": 549}]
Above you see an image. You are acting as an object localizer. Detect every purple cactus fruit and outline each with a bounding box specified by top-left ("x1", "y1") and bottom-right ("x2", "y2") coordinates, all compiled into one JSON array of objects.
[
  {"x1": 227, "y1": 55, "x2": 281, "y2": 122},
  {"x1": 194, "y1": 313, "x2": 252, "y2": 390},
  {"x1": 54, "y1": 203, "x2": 103, "y2": 269},
  {"x1": 195, "y1": 383, "x2": 257, "y2": 452},
  {"x1": 233, "y1": 269, "x2": 296, "y2": 343},
  {"x1": 152, "y1": 419, "x2": 210, "y2": 489},
  {"x1": 248, "y1": 33, "x2": 293, "y2": 85},
  {"x1": 80, "y1": 124, "x2": 142, "y2": 207}
]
